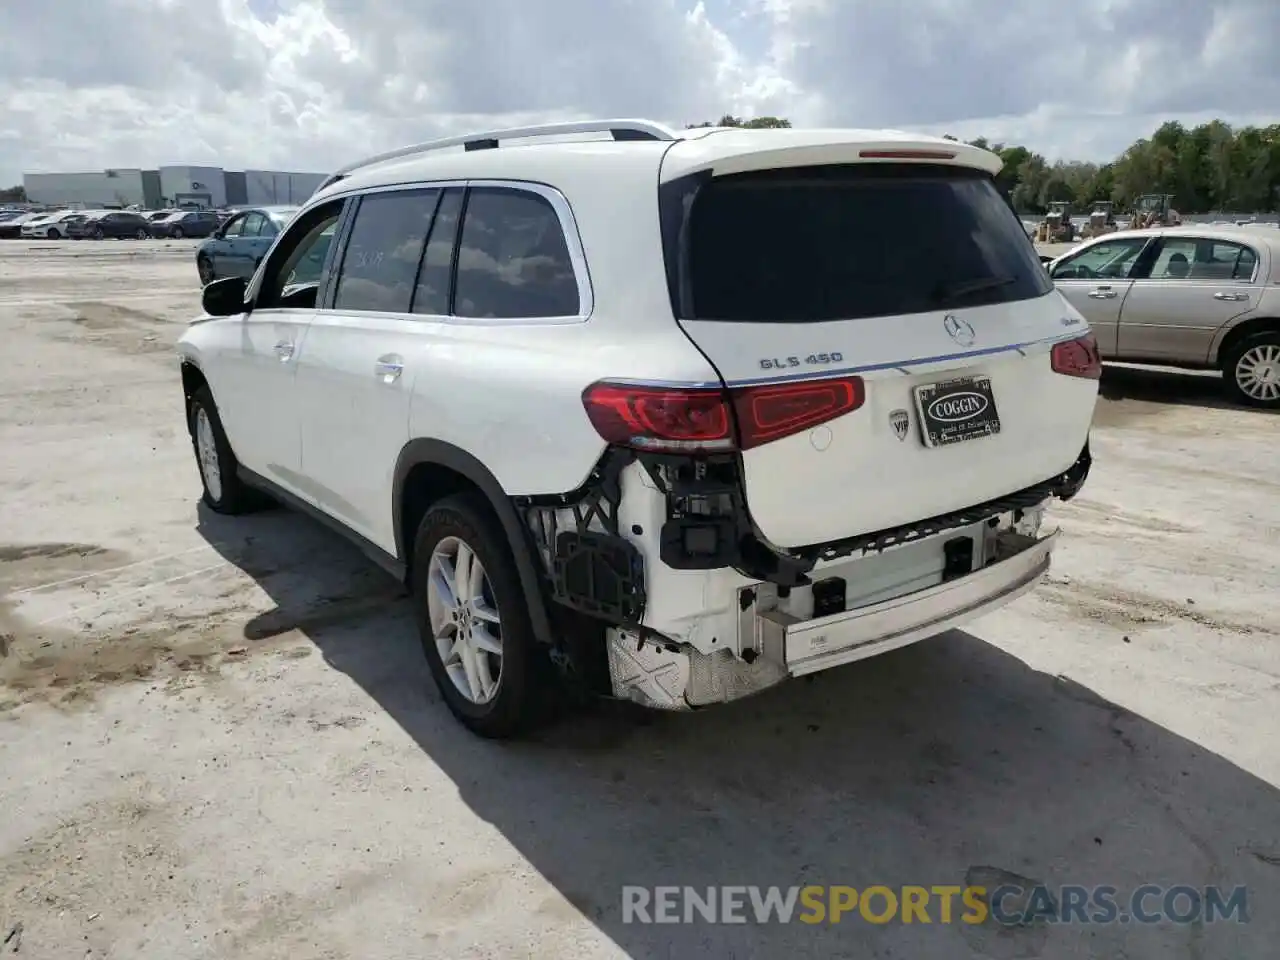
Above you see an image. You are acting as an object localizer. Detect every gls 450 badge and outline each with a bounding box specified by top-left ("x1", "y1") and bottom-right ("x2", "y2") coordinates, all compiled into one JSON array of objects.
[{"x1": 758, "y1": 352, "x2": 844, "y2": 371}]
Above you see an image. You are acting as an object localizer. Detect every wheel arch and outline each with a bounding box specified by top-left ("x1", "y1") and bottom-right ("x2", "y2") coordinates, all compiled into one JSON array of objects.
[
  {"x1": 394, "y1": 439, "x2": 556, "y2": 648},
  {"x1": 1212, "y1": 315, "x2": 1280, "y2": 367},
  {"x1": 180, "y1": 359, "x2": 209, "y2": 434}
]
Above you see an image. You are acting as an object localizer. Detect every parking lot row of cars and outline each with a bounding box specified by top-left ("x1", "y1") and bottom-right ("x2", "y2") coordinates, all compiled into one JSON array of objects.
[{"x1": 0, "y1": 206, "x2": 227, "y2": 240}]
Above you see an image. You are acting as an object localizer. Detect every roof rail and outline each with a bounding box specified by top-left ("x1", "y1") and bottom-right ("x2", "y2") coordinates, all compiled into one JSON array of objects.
[{"x1": 318, "y1": 118, "x2": 680, "y2": 191}]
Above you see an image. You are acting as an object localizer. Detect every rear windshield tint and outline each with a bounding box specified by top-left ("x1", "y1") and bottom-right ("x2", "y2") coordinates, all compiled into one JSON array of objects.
[{"x1": 681, "y1": 164, "x2": 1051, "y2": 323}]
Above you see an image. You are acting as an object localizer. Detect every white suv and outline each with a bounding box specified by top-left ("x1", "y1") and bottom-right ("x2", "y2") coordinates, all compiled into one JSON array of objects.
[{"x1": 177, "y1": 119, "x2": 1099, "y2": 738}]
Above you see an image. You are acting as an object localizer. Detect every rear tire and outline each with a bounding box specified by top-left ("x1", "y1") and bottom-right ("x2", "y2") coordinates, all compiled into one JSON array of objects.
[
  {"x1": 48, "y1": 228, "x2": 62, "y2": 240},
  {"x1": 188, "y1": 386, "x2": 260, "y2": 514},
  {"x1": 135, "y1": 228, "x2": 147, "y2": 240},
  {"x1": 1222, "y1": 332, "x2": 1280, "y2": 409},
  {"x1": 411, "y1": 494, "x2": 549, "y2": 739},
  {"x1": 172, "y1": 227, "x2": 184, "y2": 239}
]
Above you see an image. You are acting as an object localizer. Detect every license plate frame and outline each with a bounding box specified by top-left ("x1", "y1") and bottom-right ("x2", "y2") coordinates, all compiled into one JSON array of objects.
[{"x1": 913, "y1": 375, "x2": 1001, "y2": 448}]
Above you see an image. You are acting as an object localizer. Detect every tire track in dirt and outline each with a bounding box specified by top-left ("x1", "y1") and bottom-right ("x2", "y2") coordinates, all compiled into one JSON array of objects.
[
  {"x1": 0, "y1": 538, "x2": 405, "y2": 711},
  {"x1": 1034, "y1": 576, "x2": 1276, "y2": 636}
]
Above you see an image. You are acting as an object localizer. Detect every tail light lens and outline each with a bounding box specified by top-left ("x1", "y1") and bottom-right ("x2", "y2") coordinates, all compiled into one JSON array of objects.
[
  {"x1": 730, "y1": 378, "x2": 864, "y2": 449},
  {"x1": 582, "y1": 376, "x2": 865, "y2": 454},
  {"x1": 581, "y1": 383, "x2": 733, "y2": 453},
  {"x1": 1050, "y1": 332, "x2": 1103, "y2": 379}
]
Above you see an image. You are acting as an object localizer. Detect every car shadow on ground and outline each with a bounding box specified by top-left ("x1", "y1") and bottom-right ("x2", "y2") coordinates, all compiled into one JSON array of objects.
[
  {"x1": 1099, "y1": 363, "x2": 1277, "y2": 415},
  {"x1": 196, "y1": 506, "x2": 1277, "y2": 959}
]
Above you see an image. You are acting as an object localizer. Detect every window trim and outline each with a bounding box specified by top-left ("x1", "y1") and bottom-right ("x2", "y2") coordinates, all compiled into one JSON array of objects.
[
  {"x1": 315, "y1": 177, "x2": 594, "y2": 324},
  {"x1": 411, "y1": 187, "x2": 458, "y2": 317},
  {"x1": 245, "y1": 196, "x2": 352, "y2": 310},
  {"x1": 1136, "y1": 235, "x2": 1261, "y2": 285}
]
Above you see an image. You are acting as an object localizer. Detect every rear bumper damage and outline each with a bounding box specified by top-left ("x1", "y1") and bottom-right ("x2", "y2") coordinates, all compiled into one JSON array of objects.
[{"x1": 606, "y1": 505, "x2": 1059, "y2": 710}]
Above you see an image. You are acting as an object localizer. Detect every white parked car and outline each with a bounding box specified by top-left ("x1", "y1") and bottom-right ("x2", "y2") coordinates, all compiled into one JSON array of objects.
[
  {"x1": 177, "y1": 119, "x2": 1098, "y2": 737},
  {"x1": 1048, "y1": 225, "x2": 1280, "y2": 407},
  {"x1": 19, "y1": 210, "x2": 81, "y2": 239}
]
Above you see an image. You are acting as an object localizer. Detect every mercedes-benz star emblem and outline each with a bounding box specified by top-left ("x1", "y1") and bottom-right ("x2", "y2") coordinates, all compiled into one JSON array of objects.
[{"x1": 943, "y1": 314, "x2": 976, "y2": 347}]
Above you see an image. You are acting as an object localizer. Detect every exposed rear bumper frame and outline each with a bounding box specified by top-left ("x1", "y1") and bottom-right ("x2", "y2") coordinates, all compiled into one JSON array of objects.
[{"x1": 605, "y1": 521, "x2": 1060, "y2": 710}]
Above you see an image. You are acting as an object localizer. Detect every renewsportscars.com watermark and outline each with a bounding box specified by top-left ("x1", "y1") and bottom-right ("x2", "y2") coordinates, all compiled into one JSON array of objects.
[{"x1": 621, "y1": 884, "x2": 1250, "y2": 926}]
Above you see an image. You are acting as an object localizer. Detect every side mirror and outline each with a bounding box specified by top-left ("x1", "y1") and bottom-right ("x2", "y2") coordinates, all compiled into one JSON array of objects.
[{"x1": 202, "y1": 276, "x2": 248, "y2": 316}]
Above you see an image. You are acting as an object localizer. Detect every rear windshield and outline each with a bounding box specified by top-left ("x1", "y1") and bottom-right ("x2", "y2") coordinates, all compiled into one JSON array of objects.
[{"x1": 679, "y1": 164, "x2": 1051, "y2": 323}]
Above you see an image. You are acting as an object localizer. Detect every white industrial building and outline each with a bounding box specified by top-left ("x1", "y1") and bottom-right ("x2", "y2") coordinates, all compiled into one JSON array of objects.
[
  {"x1": 23, "y1": 164, "x2": 326, "y2": 209},
  {"x1": 22, "y1": 168, "x2": 150, "y2": 208}
]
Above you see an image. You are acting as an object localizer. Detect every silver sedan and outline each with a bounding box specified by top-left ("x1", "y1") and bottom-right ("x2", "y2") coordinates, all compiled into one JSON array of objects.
[{"x1": 1048, "y1": 225, "x2": 1280, "y2": 408}]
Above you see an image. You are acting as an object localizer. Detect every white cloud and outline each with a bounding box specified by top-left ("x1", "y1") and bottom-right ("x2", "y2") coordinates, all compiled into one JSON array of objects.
[{"x1": 1, "y1": 0, "x2": 1276, "y2": 185}]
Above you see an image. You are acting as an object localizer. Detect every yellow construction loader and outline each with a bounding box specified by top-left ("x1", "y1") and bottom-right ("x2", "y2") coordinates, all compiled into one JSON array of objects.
[
  {"x1": 1132, "y1": 194, "x2": 1181, "y2": 228},
  {"x1": 1034, "y1": 201, "x2": 1076, "y2": 243},
  {"x1": 1080, "y1": 201, "x2": 1118, "y2": 239}
]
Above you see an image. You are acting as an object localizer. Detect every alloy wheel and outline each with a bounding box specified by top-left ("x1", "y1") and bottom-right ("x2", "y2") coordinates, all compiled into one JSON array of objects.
[
  {"x1": 194, "y1": 407, "x2": 223, "y2": 501},
  {"x1": 1235, "y1": 343, "x2": 1280, "y2": 403},
  {"x1": 426, "y1": 536, "x2": 504, "y2": 705}
]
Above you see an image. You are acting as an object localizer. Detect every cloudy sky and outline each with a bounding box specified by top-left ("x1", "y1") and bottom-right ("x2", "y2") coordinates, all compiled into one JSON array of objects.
[{"x1": 2, "y1": 0, "x2": 1278, "y2": 183}]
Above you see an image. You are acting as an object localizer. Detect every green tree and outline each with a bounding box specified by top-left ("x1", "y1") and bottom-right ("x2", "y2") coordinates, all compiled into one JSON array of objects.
[
  {"x1": 0, "y1": 184, "x2": 26, "y2": 203},
  {"x1": 688, "y1": 115, "x2": 792, "y2": 129}
]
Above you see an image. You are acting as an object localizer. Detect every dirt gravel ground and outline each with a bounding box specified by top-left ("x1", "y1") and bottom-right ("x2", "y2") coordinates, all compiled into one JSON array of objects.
[{"x1": 0, "y1": 240, "x2": 1277, "y2": 959}]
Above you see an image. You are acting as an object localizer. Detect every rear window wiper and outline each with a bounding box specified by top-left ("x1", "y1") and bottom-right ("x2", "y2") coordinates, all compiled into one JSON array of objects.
[{"x1": 930, "y1": 275, "x2": 1016, "y2": 303}]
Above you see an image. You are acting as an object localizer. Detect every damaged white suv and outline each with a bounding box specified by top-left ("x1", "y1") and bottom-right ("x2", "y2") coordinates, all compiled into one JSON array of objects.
[{"x1": 177, "y1": 119, "x2": 1098, "y2": 737}]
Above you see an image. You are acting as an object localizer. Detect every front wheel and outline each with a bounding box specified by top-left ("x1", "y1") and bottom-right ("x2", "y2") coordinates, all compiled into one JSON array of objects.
[
  {"x1": 411, "y1": 495, "x2": 548, "y2": 738},
  {"x1": 172, "y1": 227, "x2": 184, "y2": 239},
  {"x1": 188, "y1": 386, "x2": 259, "y2": 513},
  {"x1": 1223, "y1": 333, "x2": 1280, "y2": 408},
  {"x1": 197, "y1": 255, "x2": 215, "y2": 286},
  {"x1": 48, "y1": 228, "x2": 62, "y2": 240},
  {"x1": 92, "y1": 227, "x2": 104, "y2": 240},
  {"x1": 135, "y1": 228, "x2": 148, "y2": 240}
]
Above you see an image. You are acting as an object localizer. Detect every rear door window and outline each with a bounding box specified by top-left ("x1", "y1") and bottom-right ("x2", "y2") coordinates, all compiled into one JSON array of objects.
[
  {"x1": 453, "y1": 187, "x2": 581, "y2": 319},
  {"x1": 1206, "y1": 241, "x2": 1257, "y2": 280},
  {"x1": 679, "y1": 164, "x2": 1053, "y2": 323},
  {"x1": 332, "y1": 188, "x2": 441, "y2": 314}
]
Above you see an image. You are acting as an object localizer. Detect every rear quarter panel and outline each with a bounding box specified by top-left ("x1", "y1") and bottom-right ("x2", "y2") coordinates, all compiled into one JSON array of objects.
[
  {"x1": 1208, "y1": 242, "x2": 1280, "y2": 363},
  {"x1": 406, "y1": 320, "x2": 717, "y2": 496}
]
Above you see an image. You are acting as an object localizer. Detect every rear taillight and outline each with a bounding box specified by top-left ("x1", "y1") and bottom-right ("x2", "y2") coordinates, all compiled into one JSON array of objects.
[
  {"x1": 581, "y1": 383, "x2": 733, "y2": 453},
  {"x1": 581, "y1": 377, "x2": 865, "y2": 454},
  {"x1": 1050, "y1": 332, "x2": 1102, "y2": 380},
  {"x1": 731, "y1": 378, "x2": 864, "y2": 449}
]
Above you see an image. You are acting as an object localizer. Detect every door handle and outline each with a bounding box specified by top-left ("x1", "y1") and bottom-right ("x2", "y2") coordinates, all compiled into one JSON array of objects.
[
  {"x1": 1088, "y1": 288, "x2": 1117, "y2": 299},
  {"x1": 274, "y1": 340, "x2": 294, "y2": 361},
  {"x1": 1213, "y1": 292, "x2": 1248, "y2": 301},
  {"x1": 374, "y1": 356, "x2": 404, "y2": 383}
]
